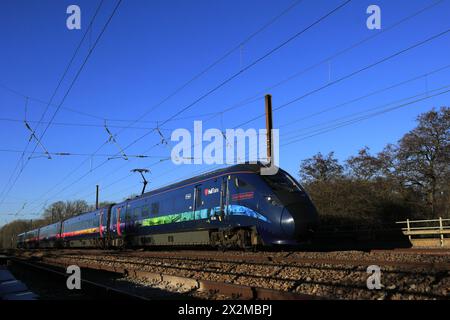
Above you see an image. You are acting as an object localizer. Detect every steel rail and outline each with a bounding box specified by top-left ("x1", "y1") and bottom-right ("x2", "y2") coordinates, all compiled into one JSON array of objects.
[
  {"x1": 12, "y1": 255, "x2": 320, "y2": 300},
  {"x1": 9, "y1": 257, "x2": 149, "y2": 300},
  {"x1": 36, "y1": 249, "x2": 450, "y2": 271}
]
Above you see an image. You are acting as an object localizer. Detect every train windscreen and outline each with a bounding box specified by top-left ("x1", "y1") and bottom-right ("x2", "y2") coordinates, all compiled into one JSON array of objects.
[{"x1": 261, "y1": 171, "x2": 305, "y2": 193}]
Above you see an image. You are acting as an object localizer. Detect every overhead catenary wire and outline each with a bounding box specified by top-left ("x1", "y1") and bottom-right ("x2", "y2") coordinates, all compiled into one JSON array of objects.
[
  {"x1": 0, "y1": 118, "x2": 175, "y2": 131},
  {"x1": 75, "y1": 0, "x2": 446, "y2": 176},
  {"x1": 116, "y1": 22, "x2": 450, "y2": 184},
  {"x1": 28, "y1": 0, "x2": 123, "y2": 158},
  {"x1": 16, "y1": 0, "x2": 351, "y2": 216},
  {"x1": 50, "y1": 74, "x2": 450, "y2": 211},
  {"x1": 23, "y1": 11, "x2": 450, "y2": 217},
  {"x1": 118, "y1": 0, "x2": 353, "y2": 151},
  {"x1": 31, "y1": 0, "x2": 106, "y2": 137},
  {"x1": 281, "y1": 83, "x2": 450, "y2": 141},
  {"x1": 73, "y1": 0, "x2": 353, "y2": 167},
  {"x1": 64, "y1": 0, "x2": 353, "y2": 179},
  {"x1": 0, "y1": 82, "x2": 234, "y2": 124},
  {"x1": 147, "y1": 85, "x2": 450, "y2": 197},
  {"x1": 281, "y1": 87, "x2": 450, "y2": 147},
  {"x1": 0, "y1": 149, "x2": 170, "y2": 159},
  {"x1": 278, "y1": 62, "x2": 450, "y2": 133},
  {"x1": 118, "y1": 34, "x2": 450, "y2": 202},
  {"x1": 37, "y1": 65, "x2": 450, "y2": 212},
  {"x1": 0, "y1": 0, "x2": 442, "y2": 129},
  {"x1": 236, "y1": 26, "x2": 450, "y2": 128},
  {"x1": 5, "y1": 0, "x2": 309, "y2": 217},
  {"x1": 181, "y1": 0, "x2": 445, "y2": 123},
  {"x1": 4, "y1": 0, "x2": 446, "y2": 220},
  {"x1": 0, "y1": 0, "x2": 122, "y2": 210},
  {"x1": 0, "y1": 0, "x2": 106, "y2": 204},
  {"x1": 94, "y1": 0, "x2": 306, "y2": 138},
  {"x1": 11, "y1": 80, "x2": 450, "y2": 218}
]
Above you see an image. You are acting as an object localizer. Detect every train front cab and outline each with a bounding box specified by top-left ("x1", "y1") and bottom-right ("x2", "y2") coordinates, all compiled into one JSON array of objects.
[{"x1": 225, "y1": 167, "x2": 318, "y2": 246}]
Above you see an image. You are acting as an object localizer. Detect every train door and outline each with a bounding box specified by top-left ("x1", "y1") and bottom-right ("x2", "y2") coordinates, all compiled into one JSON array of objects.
[
  {"x1": 110, "y1": 204, "x2": 126, "y2": 238},
  {"x1": 124, "y1": 206, "x2": 132, "y2": 233},
  {"x1": 192, "y1": 184, "x2": 204, "y2": 220},
  {"x1": 99, "y1": 209, "x2": 105, "y2": 239},
  {"x1": 201, "y1": 178, "x2": 223, "y2": 221},
  {"x1": 219, "y1": 176, "x2": 229, "y2": 221}
]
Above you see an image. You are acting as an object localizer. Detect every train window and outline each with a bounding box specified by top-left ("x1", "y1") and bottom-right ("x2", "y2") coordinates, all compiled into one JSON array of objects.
[
  {"x1": 120, "y1": 207, "x2": 126, "y2": 220},
  {"x1": 142, "y1": 206, "x2": 150, "y2": 217},
  {"x1": 195, "y1": 187, "x2": 203, "y2": 208},
  {"x1": 133, "y1": 207, "x2": 141, "y2": 219},
  {"x1": 151, "y1": 202, "x2": 159, "y2": 215},
  {"x1": 262, "y1": 171, "x2": 303, "y2": 193},
  {"x1": 234, "y1": 177, "x2": 255, "y2": 191}
]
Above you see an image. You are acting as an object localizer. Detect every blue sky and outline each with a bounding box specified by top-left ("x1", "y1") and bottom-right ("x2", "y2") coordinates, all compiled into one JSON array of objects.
[{"x1": 1, "y1": 0, "x2": 449, "y2": 225}]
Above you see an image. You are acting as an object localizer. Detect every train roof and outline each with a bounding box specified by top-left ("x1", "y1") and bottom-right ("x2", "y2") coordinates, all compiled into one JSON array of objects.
[
  {"x1": 39, "y1": 221, "x2": 61, "y2": 230},
  {"x1": 63, "y1": 206, "x2": 110, "y2": 224},
  {"x1": 133, "y1": 163, "x2": 269, "y2": 200}
]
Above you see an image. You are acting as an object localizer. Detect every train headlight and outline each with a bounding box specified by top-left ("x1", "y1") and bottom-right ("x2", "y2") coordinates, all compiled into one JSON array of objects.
[{"x1": 265, "y1": 195, "x2": 280, "y2": 206}]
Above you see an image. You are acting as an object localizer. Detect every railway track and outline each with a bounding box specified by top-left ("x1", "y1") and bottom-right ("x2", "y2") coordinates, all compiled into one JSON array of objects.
[
  {"x1": 10, "y1": 255, "x2": 318, "y2": 300},
  {"x1": 64, "y1": 248, "x2": 450, "y2": 269},
  {"x1": 9, "y1": 258, "x2": 150, "y2": 300},
  {"x1": 11, "y1": 248, "x2": 450, "y2": 300}
]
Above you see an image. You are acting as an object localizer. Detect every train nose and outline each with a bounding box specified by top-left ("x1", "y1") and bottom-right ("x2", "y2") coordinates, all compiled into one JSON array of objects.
[
  {"x1": 280, "y1": 202, "x2": 319, "y2": 239},
  {"x1": 280, "y1": 209, "x2": 295, "y2": 237}
]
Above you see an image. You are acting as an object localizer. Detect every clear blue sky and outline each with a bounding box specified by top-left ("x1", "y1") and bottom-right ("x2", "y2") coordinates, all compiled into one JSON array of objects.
[{"x1": 1, "y1": 0, "x2": 449, "y2": 226}]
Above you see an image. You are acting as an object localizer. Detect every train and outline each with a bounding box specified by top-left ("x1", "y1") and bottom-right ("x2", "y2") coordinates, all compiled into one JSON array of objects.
[{"x1": 16, "y1": 164, "x2": 319, "y2": 249}]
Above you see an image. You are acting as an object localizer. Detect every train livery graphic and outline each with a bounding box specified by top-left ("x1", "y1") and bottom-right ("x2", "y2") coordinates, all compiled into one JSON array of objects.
[{"x1": 16, "y1": 164, "x2": 319, "y2": 249}]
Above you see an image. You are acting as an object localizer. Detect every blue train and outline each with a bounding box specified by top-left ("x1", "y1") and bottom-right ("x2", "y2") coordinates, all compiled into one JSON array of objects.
[{"x1": 17, "y1": 164, "x2": 319, "y2": 249}]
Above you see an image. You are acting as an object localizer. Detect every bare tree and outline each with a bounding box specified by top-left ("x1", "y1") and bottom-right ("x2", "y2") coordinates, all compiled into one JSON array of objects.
[
  {"x1": 43, "y1": 200, "x2": 91, "y2": 221},
  {"x1": 396, "y1": 107, "x2": 449, "y2": 216},
  {"x1": 299, "y1": 152, "x2": 343, "y2": 183},
  {"x1": 346, "y1": 147, "x2": 385, "y2": 180}
]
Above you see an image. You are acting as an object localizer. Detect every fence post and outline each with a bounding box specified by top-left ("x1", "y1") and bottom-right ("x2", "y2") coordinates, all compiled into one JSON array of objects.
[
  {"x1": 439, "y1": 217, "x2": 444, "y2": 247},
  {"x1": 406, "y1": 219, "x2": 411, "y2": 241}
]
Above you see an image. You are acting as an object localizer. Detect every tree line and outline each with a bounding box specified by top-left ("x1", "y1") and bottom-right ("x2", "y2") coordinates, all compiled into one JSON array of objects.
[{"x1": 299, "y1": 107, "x2": 449, "y2": 225}]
